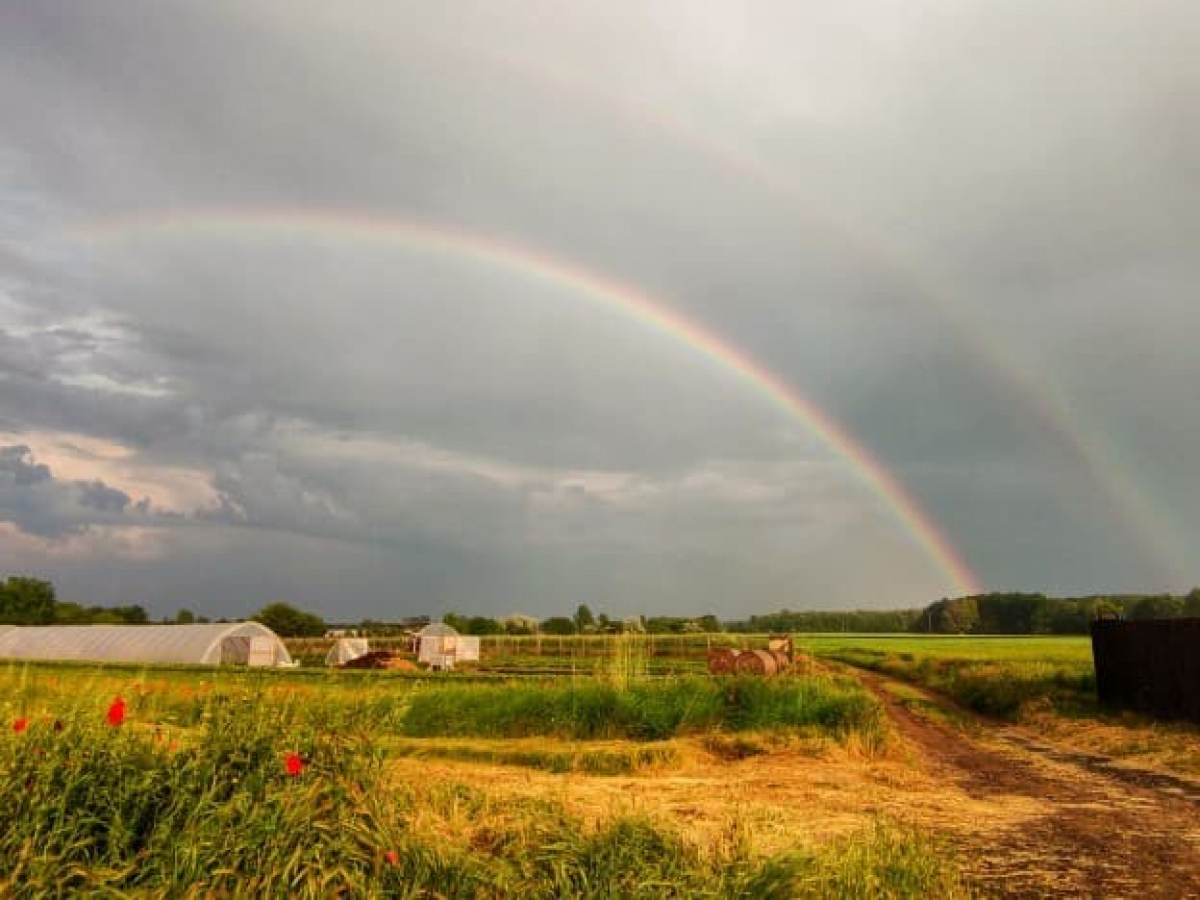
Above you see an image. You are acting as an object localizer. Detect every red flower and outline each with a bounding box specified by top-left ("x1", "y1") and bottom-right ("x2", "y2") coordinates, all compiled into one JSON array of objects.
[
  {"x1": 106, "y1": 697, "x2": 126, "y2": 727},
  {"x1": 13, "y1": 718, "x2": 28, "y2": 734},
  {"x1": 52, "y1": 720, "x2": 64, "y2": 733},
  {"x1": 285, "y1": 752, "x2": 305, "y2": 777},
  {"x1": 384, "y1": 850, "x2": 399, "y2": 866}
]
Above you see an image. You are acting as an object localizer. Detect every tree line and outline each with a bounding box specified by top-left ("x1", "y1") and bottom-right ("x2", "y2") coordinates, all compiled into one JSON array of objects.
[
  {"x1": 909, "y1": 590, "x2": 1200, "y2": 635},
  {"x1": 7, "y1": 572, "x2": 1200, "y2": 638},
  {"x1": 0, "y1": 577, "x2": 148, "y2": 626}
]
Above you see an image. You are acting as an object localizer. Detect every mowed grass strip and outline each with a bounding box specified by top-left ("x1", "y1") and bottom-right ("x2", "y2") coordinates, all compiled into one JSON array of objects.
[
  {"x1": 399, "y1": 674, "x2": 884, "y2": 743},
  {"x1": 389, "y1": 736, "x2": 681, "y2": 775}
]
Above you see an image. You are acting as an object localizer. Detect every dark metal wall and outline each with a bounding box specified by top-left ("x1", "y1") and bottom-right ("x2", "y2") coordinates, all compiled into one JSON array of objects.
[{"x1": 1090, "y1": 618, "x2": 1200, "y2": 722}]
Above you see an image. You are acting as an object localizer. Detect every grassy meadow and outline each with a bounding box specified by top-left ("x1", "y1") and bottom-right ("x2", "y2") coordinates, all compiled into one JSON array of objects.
[
  {"x1": 797, "y1": 634, "x2": 1096, "y2": 718},
  {"x1": 0, "y1": 657, "x2": 970, "y2": 898}
]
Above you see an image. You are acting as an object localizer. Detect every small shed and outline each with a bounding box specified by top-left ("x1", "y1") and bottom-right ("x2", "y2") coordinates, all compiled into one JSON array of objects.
[
  {"x1": 325, "y1": 637, "x2": 371, "y2": 667},
  {"x1": 416, "y1": 622, "x2": 480, "y2": 670}
]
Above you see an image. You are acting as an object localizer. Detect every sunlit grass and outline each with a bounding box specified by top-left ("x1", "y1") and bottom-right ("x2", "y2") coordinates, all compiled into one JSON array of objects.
[{"x1": 0, "y1": 662, "x2": 968, "y2": 897}]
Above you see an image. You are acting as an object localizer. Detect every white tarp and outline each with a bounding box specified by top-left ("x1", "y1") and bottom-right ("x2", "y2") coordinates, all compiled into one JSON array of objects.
[
  {"x1": 325, "y1": 637, "x2": 370, "y2": 666},
  {"x1": 0, "y1": 622, "x2": 294, "y2": 667}
]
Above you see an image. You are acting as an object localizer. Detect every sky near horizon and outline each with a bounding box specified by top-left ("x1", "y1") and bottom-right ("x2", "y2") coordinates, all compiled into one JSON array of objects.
[{"x1": 1, "y1": 1, "x2": 1198, "y2": 621}]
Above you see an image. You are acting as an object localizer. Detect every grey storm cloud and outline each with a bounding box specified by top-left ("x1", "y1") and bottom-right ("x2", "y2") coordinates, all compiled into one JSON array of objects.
[
  {"x1": 0, "y1": 1, "x2": 1197, "y2": 618},
  {"x1": 77, "y1": 479, "x2": 131, "y2": 512},
  {"x1": 0, "y1": 445, "x2": 52, "y2": 487},
  {"x1": 0, "y1": 445, "x2": 136, "y2": 537}
]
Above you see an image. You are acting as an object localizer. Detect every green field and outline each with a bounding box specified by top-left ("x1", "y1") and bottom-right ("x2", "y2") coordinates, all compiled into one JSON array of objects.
[
  {"x1": 798, "y1": 634, "x2": 1096, "y2": 718},
  {"x1": 0, "y1": 658, "x2": 968, "y2": 898}
]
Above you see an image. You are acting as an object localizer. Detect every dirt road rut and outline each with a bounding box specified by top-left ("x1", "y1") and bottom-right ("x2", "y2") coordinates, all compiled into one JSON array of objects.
[{"x1": 854, "y1": 669, "x2": 1200, "y2": 897}]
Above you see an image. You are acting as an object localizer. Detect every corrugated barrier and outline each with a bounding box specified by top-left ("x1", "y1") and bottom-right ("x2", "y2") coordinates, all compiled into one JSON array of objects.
[{"x1": 1090, "y1": 618, "x2": 1200, "y2": 722}]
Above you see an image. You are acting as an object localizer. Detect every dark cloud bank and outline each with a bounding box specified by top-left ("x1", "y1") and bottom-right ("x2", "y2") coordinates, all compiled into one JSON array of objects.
[{"x1": 0, "y1": 1, "x2": 1197, "y2": 618}]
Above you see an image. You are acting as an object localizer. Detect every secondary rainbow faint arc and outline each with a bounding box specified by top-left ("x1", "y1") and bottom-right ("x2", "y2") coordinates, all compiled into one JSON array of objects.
[
  {"x1": 77, "y1": 208, "x2": 982, "y2": 596},
  {"x1": 465, "y1": 42, "x2": 1191, "y2": 586}
]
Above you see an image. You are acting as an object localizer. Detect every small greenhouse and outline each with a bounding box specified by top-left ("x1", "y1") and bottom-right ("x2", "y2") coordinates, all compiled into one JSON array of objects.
[
  {"x1": 416, "y1": 621, "x2": 479, "y2": 670},
  {"x1": 325, "y1": 637, "x2": 370, "y2": 667},
  {"x1": 0, "y1": 621, "x2": 294, "y2": 667}
]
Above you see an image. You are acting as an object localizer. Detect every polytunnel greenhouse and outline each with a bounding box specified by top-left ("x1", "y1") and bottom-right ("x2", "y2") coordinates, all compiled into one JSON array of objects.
[{"x1": 0, "y1": 621, "x2": 294, "y2": 667}]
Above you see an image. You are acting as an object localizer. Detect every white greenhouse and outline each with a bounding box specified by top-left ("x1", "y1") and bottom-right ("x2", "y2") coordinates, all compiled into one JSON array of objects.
[
  {"x1": 0, "y1": 622, "x2": 294, "y2": 667},
  {"x1": 416, "y1": 621, "x2": 480, "y2": 670}
]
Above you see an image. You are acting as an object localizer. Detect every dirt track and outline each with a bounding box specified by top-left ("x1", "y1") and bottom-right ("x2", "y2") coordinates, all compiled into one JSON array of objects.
[{"x1": 856, "y1": 669, "x2": 1200, "y2": 897}]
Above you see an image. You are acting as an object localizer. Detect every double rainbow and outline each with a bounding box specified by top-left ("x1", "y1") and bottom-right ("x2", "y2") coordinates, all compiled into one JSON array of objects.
[{"x1": 78, "y1": 208, "x2": 982, "y2": 597}]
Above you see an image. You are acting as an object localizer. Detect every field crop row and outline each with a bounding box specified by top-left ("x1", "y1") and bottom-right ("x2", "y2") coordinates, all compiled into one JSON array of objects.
[{"x1": 400, "y1": 675, "x2": 883, "y2": 742}]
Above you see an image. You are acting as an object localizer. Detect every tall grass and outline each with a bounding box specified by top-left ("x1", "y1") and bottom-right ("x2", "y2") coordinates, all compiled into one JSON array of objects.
[
  {"x1": 400, "y1": 674, "x2": 884, "y2": 743},
  {"x1": 0, "y1": 671, "x2": 964, "y2": 897}
]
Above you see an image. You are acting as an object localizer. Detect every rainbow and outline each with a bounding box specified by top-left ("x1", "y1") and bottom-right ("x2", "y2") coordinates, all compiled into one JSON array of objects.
[
  {"x1": 464, "y1": 47, "x2": 1190, "y2": 586},
  {"x1": 76, "y1": 208, "x2": 982, "y2": 596}
]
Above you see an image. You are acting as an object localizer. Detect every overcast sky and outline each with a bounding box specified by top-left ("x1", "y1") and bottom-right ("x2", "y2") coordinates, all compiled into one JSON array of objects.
[{"x1": 1, "y1": 1, "x2": 1198, "y2": 621}]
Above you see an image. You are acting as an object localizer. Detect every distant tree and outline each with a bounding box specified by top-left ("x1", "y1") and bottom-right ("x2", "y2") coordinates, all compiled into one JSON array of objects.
[
  {"x1": 114, "y1": 604, "x2": 148, "y2": 624},
  {"x1": 696, "y1": 614, "x2": 722, "y2": 634},
  {"x1": 540, "y1": 616, "x2": 576, "y2": 635},
  {"x1": 0, "y1": 576, "x2": 57, "y2": 625},
  {"x1": 252, "y1": 602, "x2": 326, "y2": 637},
  {"x1": 53, "y1": 601, "x2": 90, "y2": 624},
  {"x1": 574, "y1": 604, "x2": 596, "y2": 634},
  {"x1": 1047, "y1": 598, "x2": 1092, "y2": 634},
  {"x1": 442, "y1": 612, "x2": 471, "y2": 634},
  {"x1": 915, "y1": 597, "x2": 980, "y2": 634},
  {"x1": 974, "y1": 593, "x2": 1050, "y2": 634},
  {"x1": 504, "y1": 615, "x2": 539, "y2": 635},
  {"x1": 1128, "y1": 594, "x2": 1184, "y2": 620},
  {"x1": 175, "y1": 609, "x2": 196, "y2": 624},
  {"x1": 466, "y1": 615, "x2": 504, "y2": 636},
  {"x1": 1183, "y1": 588, "x2": 1200, "y2": 618},
  {"x1": 645, "y1": 616, "x2": 700, "y2": 634}
]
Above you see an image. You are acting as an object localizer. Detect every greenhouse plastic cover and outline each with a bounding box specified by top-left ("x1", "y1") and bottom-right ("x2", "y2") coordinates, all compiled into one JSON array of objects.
[
  {"x1": 0, "y1": 622, "x2": 293, "y2": 666},
  {"x1": 325, "y1": 637, "x2": 370, "y2": 666}
]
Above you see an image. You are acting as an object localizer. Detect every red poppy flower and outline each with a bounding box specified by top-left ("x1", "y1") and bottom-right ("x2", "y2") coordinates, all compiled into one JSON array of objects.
[
  {"x1": 106, "y1": 697, "x2": 126, "y2": 727},
  {"x1": 52, "y1": 720, "x2": 63, "y2": 733},
  {"x1": 384, "y1": 850, "x2": 399, "y2": 866},
  {"x1": 13, "y1": 718, "x2": 28, "y2": 734},
  {"x1": 285, "y1": 752, "x2": 305, "y2": 776}
]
